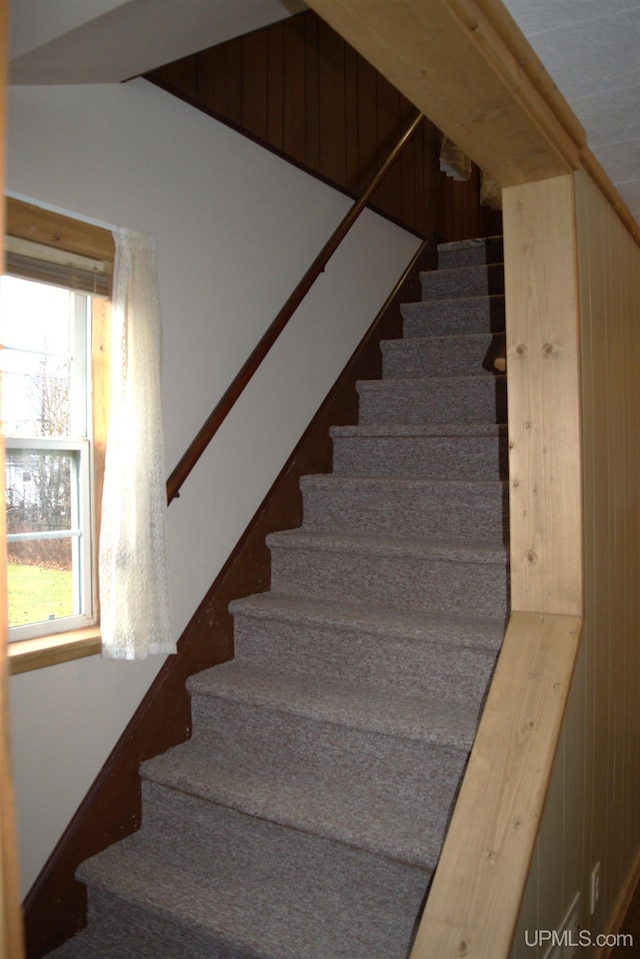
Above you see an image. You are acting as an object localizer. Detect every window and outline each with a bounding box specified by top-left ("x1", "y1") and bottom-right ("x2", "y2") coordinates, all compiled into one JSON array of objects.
[
  {"x1": 2, "y1": 275, "x2": 94, "y2": 639},
  {"x1": 1, "y1": 198, "x2": 114, "y2": 669}
]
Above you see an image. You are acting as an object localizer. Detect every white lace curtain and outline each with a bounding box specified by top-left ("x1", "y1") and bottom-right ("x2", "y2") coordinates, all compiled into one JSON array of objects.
[{"x1": 99, "y1": 228, "x2": 175, "y2": 659}]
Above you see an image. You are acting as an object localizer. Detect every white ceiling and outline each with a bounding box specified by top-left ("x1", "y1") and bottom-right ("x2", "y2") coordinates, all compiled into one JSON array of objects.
[
  {"x1": 7, "y1": 0, "x2": 640, "y2": 225},
  {"x1": 8, "y1": 0, "x2": 307, "y2": 83},
  {"x1": 502, "y1": 0, "x2": 640, "y2": 225}
]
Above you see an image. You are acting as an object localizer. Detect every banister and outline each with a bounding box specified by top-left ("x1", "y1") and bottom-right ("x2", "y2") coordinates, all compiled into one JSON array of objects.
[
  {"x1": 410, "y1": 612, "x2": 583, "y2": 958},
  {"x1": 166, "y1": 111, "x2": 424, "y2": 505}
]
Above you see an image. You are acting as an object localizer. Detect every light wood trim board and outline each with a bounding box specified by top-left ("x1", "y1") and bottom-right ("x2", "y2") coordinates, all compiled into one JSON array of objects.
[
  {"x1": 411, "y1": 611, "x2": 583, "y2": 959},
  {"x1": 304, "y1": 0, "x2": 580, "y2": 186},
  {"x1": 5, "y1": 196, "x2": 114, "y2": 263},
  {"x1": 503, "y1": 175, "x2": 583, "y2": 617}
]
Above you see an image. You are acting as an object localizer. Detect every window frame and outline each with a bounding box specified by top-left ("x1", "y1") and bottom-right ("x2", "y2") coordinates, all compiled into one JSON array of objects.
[{"x1": 3, "y1": 198, "x2": 114, "y2": 673}]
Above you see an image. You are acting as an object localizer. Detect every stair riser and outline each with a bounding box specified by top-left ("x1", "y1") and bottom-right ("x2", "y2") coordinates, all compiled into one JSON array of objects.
[
  {"x1": 188, "y1": 693, "x2": 470, "y2": 814},
  {"x1": 421, "y1": 263, "x2": 504, "y2": 300},
  {"x1": 80, "y1": 785, "x2": 429, "y2": 959},
  {"x1": 82, "y1": 888, "x2": 238, "y2": 959},
  {"x1": 357, "y1": 376, "x2": 507, "y2": 425},
  {"x1": 437, "y1": 238, "x2": 504, "y2": 270},
  {"x1": 401, "y1": 296, "x2": 505, "y2": 338},
  {"x1": 381, "y1": 334, "x2": 504, "y2": 379},
  {"x1": 233, "y1": 610, "x2": 498, "y2": 706},
  {"x1": 269, "y1": 541, "x2": 509, "y2": 619},
  {"x1": 300, "y1": 476, "x2": 508, "y2": 542},
  {"x1": 332, "y1": 432, "x2": 508, "y2": 480}
]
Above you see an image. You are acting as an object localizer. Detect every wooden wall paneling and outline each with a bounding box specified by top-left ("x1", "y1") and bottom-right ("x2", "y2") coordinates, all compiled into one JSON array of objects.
[
  {"x1": 448, "y1": 172, "x2": 466, "y2": 241},
  {"x1": 317, "y1": 17, "x2": 347, "y2": 186},
  {"x1": 632, "y1": 246, "x2": 640, "y2": 867},
  {"x1": 303, "y1": 13, "x2": 320, "y2": 170},
  {"x1": 566, "y1": 166, "x2": 640, "y2": 947},
  {"x1": 560, "y1": 639, "x2": 588, "y2": 917},
  {"x1": 422, "y1": 124, "x2": 443, "y2": 240},
  {"x1": 144, "y1": 9, "x2": 501, "y2": 243},
  {"x1": 441, "y1": 172, "x2": 456, "y2": 245},
  {"x1": 619, "y1": 211, "x2": 640, "y2": 906},
  {"x1": 574, "y1": 172, "x2": 597, "y2": 949},
  {"x1": 535, "y1": 731, "x2": 567, "y2": 931},
  {"x1": 609, "y1": 206, "x2": 626, "y2": 900},
  {"x1": 150, "y1": 54, "x2": 197, "y2": 100},
  {"x1": 241, "y1": 29, "x2": 269, "y2": 142},
  {"x1": 625, "y1": 228, "x2": 640, "y2": 865},
  {"x1": 399, "y1": 121, "x2": 417, "y2": 236},
  {"x1": 282, "y1": 15, "x2": 306, "y2": 163},
  {"x1": 373, "y1": 73, "x2": 401, "y2": 219},
  {"x1": 450, "y1": 164, "x2": 483, "y2": 243},
  {"x1": 344, "y1": 44, "x2": 360, "y2": 193},
  {"x1": 412, "y1": 119, "x2": 426, "y2": 238},
  {"x1": 432, "y1": 127, "x2": 452, "y2": 241},
  {"x1": 469, "y1": 168, "x2": 484, "y2": 238},
  {"x1": 588, "y1": 199, "x2": 613, "y2": 923},
  {"x1": 197, "y1": 39, "x2": 242, "y2": 127},
  {"x1": 399, "y1": 127, "x2": 418, "y2": 236},
  {"x1": 573, "y1": 173, "x2": 597, "y2": 931},
  {"x1": 267, "y1": 23, "x2": 284, "y2": 150},
  {"x1": 354, "y1": 54, "x2": 378, "y2": 192},
  {"x1": 512, "y1": 842, "x2": 539, "y2": 952}
]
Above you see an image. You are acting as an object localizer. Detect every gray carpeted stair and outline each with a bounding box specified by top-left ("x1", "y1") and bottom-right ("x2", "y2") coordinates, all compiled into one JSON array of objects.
[{"x1": 47, "y1": 236, "x2": 509, "y2": 958}]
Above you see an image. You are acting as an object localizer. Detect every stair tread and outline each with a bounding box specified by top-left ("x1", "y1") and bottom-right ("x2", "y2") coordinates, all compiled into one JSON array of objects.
[
  {"x1": 331, "y1": 421, "x2": 506, "y2": 438},
  {"x1": 401, "y1": 292, "x2": 505, "y2": 309},
  {"x1": 382, "y1": 330, "x2": 504, "y2": 348},
  {"x1": 188, "y1": 661, "x2": 480, "y2": 748},
  {"x1": 142, "y1": 738, "x2": 450, "y2": 868},
  {"x1": 267, "y1": 528, "x2": 508, "y2": 564},
  {"x1": 301, "y1": 473, "x2": 506, "y2": 491},
  {"x1": 358, "y1": 372, "x2": 506, "y2": 389},
  {"x1": 76, "y1": 796, "x2": 428, "y2": 959},
  {"x1": 230, "y1": 591, "x2": 505, "y2": 650},
  {"x1": 420, "y1": 262, "x2": 504, "y2": 277}
]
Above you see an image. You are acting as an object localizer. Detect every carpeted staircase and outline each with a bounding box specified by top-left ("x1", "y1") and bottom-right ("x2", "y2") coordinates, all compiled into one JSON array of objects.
[{"x1": 47, "y1": 236, "x2": 509, "y2": 959}]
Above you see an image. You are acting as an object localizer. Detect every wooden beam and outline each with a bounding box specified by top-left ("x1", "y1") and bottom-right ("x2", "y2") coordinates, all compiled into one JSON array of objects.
[
  {"x1": 503, "y1": 175, "x2": 583, "y2": 616},
  {"x1": 411, "y1": 612, "x2": 583, "y2": 959},
  {"x1": 7, "y1": 628, "x2": 102, "y2": 675},
  {"x1": 5, "y1": 197, "x2": 114, "y2": 263},
  {"x1": 303, "y1": 0, "x2": 581, "y2": 186}
]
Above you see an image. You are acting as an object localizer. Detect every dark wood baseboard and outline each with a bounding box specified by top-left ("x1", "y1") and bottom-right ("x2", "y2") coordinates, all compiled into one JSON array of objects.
[{"x1": 23, "y1": 239, "x2": 437, "y2": 959}]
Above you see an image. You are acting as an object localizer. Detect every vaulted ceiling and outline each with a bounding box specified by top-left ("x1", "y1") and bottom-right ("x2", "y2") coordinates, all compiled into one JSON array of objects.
[{"x1": 7, "y1": 0, "x2": 640, "y2": 226}]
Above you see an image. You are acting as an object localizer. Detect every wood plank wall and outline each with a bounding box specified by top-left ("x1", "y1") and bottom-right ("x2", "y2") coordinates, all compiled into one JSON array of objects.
[
  {"x1": 145, "y1": 10, "x2": 501, "y2": 243},
  {"x1": 510, "y1": 168, "x2": 640, "y2": 956}
]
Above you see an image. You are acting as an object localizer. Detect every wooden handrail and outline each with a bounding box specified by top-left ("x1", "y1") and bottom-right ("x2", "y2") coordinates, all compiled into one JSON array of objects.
[
  {"x1": 166, "y1": 111, "x2": 425, "y2": 505},
  {"x1": 411, "y1": 612, "x2": 583, "y2": 958}
]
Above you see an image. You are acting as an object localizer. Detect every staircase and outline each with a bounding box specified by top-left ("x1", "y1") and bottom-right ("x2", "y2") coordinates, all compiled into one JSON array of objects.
[{"x1": 48, "y1": 237, "x2": 509, "y2": 959}]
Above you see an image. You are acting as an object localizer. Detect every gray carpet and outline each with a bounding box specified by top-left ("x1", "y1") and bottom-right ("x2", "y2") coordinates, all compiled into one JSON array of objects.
[{"x1": 47, "y1": 236, "x2": 509, "y2": 959}]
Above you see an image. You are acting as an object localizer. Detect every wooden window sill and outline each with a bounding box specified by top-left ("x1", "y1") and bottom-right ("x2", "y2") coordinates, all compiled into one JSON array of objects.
[{"x1": 7, "y1": 627, "x2": 102, "y2": 675}]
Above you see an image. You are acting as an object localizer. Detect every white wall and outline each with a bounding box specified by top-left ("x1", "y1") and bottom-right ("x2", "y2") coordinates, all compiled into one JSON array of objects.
[{"x1": 6, "y1": 78, "x2": 420, "y2": 895}]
